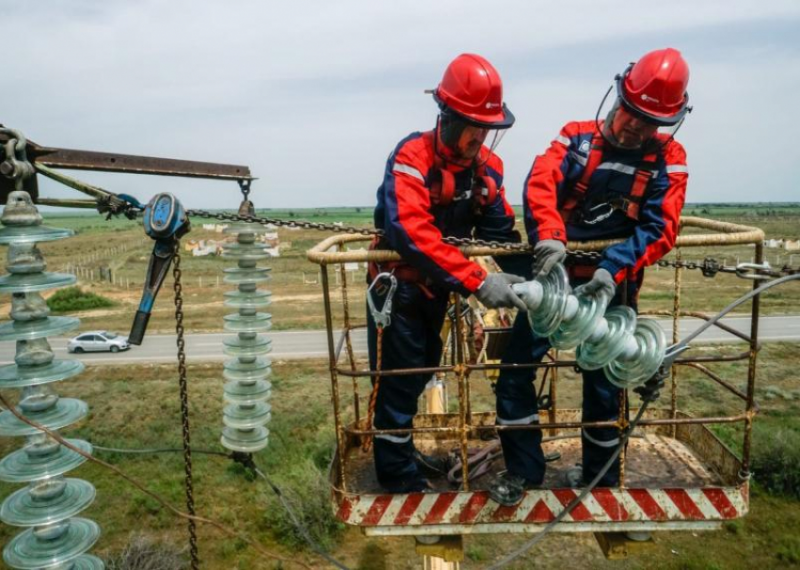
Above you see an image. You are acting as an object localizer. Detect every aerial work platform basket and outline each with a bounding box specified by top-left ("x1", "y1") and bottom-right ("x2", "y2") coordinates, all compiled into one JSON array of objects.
[{"x1": 306, "y1": 217, "x2": 765, "y2": 538}]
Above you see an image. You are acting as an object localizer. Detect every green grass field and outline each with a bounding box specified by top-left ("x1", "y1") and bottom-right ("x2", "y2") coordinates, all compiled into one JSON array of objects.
[
  {"x1": 0, "y1": 345, "x2": 798, "y2": 568},
  {"x1": 21, "y1": 206, "x2": 800, "y2": 336}
]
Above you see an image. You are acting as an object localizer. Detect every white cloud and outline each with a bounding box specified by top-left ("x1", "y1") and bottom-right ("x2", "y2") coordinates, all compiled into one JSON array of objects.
[{"x1": 4, "y1": 1, "x2": 800, "y2": 208}]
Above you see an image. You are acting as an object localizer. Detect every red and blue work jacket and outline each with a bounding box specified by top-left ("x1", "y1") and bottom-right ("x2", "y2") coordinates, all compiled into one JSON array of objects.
[
  {"x1": 524, "y1": 121, "x2": 689, "y2": 283},
  {"x1": 374, "y1": 130, "x2": 517, "y2": 296}
]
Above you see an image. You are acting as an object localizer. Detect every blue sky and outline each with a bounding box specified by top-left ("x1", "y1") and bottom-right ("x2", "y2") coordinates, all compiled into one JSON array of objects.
[{"x1": 4, "y1": 1, "x2": 800, "y2": 209}]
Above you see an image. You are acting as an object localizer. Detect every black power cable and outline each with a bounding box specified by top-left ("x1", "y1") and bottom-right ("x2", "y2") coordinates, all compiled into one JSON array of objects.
[{"x1": 93, "y1": 445, "x2": 230, "y2": 458}]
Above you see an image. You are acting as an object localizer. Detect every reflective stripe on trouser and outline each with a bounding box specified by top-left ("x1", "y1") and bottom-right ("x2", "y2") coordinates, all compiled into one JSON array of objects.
[
  {"x1": 495, "y1": 312, "x2": 549, "y2": 485},
  {"x1": 581, "y1": 365, "x2": 623, "y2": 487},
  {"x1": 367, "y1": 280, "x2": 448, "y2": 493},
  {"x1": 495, "y1": 275, "x2": 638, "y2": 487}
]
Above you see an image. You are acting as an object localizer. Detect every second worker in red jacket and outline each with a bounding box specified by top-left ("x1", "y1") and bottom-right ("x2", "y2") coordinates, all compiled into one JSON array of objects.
[{"x1": 490, "y1": 48, "x2": 692, "y2": 506}]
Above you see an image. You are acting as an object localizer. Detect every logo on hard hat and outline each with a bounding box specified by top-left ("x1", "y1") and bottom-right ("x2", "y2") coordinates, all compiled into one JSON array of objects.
[
  {"x1": 485, "y1": 102, "x2": 500, "y2": 109},
  {"x1": 641, "y1": 93, "x2": 661, "y2": 104}
]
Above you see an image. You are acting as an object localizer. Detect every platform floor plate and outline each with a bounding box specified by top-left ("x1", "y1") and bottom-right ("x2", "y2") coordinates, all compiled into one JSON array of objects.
[{"x1": 345, "y1": 434, "x2": 722, "y2": 494}]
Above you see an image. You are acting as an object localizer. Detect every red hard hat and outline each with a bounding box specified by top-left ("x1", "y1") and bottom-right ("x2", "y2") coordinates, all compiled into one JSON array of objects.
[
  {"x1": 617, "y1": 48, "x2": 690, "y2": 126},
  {"x1": 433, "y1": 54, "x2": 515, "y2": 129}
]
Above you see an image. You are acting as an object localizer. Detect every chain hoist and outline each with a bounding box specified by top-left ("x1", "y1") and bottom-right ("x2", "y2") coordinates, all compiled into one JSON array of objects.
[{"x1": 129, "y1": 193, "x2": 191, "y2": 344}]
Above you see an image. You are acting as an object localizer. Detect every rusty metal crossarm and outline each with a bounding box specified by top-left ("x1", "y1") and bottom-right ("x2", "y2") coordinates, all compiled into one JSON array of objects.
[
  {"x1": 20, "y1": 140, "x2": 253, "y2": 181},
  {"x1": 0, "y1": 126, "x2": 254, "y2": 205},
  {"x1": 0, "y1": 127, "x2": 252, "y2": 181}
]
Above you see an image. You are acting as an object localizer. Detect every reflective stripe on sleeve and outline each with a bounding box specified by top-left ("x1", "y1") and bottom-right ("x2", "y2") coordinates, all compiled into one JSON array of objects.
[
  {"x1": 497, "y1": 413, "x2": 540, "y2": 425},
  {"x1": 555, "y1": 135, "x2": 571, "y2": 146},
  {"x1": 666, "y1": 164, "x2": 689, "y2": 174},
  {"x1": 393, "y1": 163, "x2": 425, "y2": 182}
]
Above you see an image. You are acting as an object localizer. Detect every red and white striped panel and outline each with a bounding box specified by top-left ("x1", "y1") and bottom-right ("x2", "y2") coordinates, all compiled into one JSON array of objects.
[{"x1": 334, "y1": 485, "x2": 748, "y2": 527}]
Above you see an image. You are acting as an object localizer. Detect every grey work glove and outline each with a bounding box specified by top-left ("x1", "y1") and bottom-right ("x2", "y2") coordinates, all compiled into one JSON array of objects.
[
  {"x1": 474, "y1": 273, "x2": 527, "y2": 311},
  {"x1": 574, "y1": 268, "x2": 616, "y2": 301},
  {"x1": 532, "y1": 240, "x2": 567, "y2": 276}
]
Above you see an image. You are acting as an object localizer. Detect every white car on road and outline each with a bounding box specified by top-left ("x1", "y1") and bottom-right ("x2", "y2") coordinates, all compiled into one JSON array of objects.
[{"x1": 67, "y1": 331, "x2": 131, "y2": 354}]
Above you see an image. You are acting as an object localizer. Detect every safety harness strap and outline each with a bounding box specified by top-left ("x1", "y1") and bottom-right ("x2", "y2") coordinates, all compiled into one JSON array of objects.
[
  {"x1": 560, "y1": 134, "x2": 604, "y2": 221},
  {"x1": 429, "y1": 138, "x2": 496, "y2": 207},
  {"x1": 562, "y1": 137, "x2": 659, "y2": 223},
  {"x1": 624, "y1": 150, "x2": 658, "y2": 220}
]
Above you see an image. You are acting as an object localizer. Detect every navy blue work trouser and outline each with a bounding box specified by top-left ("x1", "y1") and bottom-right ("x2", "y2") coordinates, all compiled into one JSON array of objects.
[
  {"x1": 367, "y1": 280, "x2": 448, "y2": 492},
  {"x1": 496, "y1": 276, "x2": 639, "y2": 487}
]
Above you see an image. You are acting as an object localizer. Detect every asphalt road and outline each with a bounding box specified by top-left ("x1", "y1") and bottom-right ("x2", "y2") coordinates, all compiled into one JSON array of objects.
[{"x1": 1, "y1": 315, "x2": 797, "y2": 365}]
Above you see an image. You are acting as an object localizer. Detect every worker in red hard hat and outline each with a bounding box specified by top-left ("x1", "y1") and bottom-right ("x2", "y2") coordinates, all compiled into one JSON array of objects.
[
  {"x1": 490, "y1": 48, "x2": 691, "y2": 506},
  {"x1": 369, "y1": 54, "x2": 524, "y2": 494}
]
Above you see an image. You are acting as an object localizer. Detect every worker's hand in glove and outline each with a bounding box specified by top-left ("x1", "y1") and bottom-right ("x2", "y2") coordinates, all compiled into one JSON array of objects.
[
  {"x1": 634, "y1": 366, "x2": 669, "y2": 403},
  {"x1": 574, "y1": 268, "x2": 616, "y2": 301},
  {"x1": 475, "y1": 273, "x2": 527, "y2": 311},
  {"x1": 532, "y1": 240, "x2": 567, "y2": 277}
]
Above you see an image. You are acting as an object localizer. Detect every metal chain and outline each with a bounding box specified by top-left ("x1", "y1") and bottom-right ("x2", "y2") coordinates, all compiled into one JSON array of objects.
[
  {"x1": 187, "y1": 207, "x2": 383, "y2": 238},
  {"x1": 187, "y1": 207, "x2": 800, "y2": 277},
  {"x1": 187, "y1": 206, "x2": 577, "y2": 253},
  {"x1": 656, "y1": 256, "x2": 800, "y2": 280},
  {"x1": 237, "y1": 179, "x2": 252, "y2": 202},
  {"x1": 172, "y1": 239, "x2": 199, "y2": 570},
  {"x1": 101, "y1": 202, "x2": 800, "y2": 279}
]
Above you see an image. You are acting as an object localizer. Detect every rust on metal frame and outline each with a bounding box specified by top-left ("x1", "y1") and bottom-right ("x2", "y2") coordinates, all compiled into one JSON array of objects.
[
  {"x1": 670, "y1": 248, "x2": 683, "y2": 438},
  {"x1": 14, "y1": 136, "x2": 254, "y2": 180}
]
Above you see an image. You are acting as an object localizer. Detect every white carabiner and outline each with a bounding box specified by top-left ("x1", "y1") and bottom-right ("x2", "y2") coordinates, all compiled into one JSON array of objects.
[
  {"x1": 735, "y1": 262, "x2": 772, "y2": 281},
  {"x1": 367, "y1": 272, "x2": 398, "y2": 329}
]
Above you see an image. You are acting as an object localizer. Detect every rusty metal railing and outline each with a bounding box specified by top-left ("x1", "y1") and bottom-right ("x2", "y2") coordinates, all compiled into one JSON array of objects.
[{"x1": 307, "y1": 217, "x2": 766, "y2": 493}]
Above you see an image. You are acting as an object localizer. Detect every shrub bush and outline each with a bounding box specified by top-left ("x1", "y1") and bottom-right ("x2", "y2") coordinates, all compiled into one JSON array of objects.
[
  {"x1": 751, "y1": 427, "x2": 800, "y2": 499},
  {"x1": 105, "y1": 535, "x2": 186, "y2": 570},
  {"x1": 46, "y1": 287, "x2": 115, "y2": 313},
  {"x1": 261, "y1": 456, "x2": 344, "y2": 550}
]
